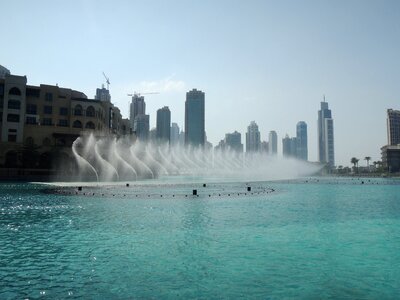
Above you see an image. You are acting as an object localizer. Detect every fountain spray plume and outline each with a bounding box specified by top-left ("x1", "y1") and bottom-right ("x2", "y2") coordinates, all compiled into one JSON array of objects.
[{"x1": 70, "y1": 134, "x2": 321, "y2": 182}]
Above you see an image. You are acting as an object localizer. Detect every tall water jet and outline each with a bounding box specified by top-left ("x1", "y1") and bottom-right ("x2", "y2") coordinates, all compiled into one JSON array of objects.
[
  {"x1": 69, "y1": 134, "x2": 321, "y2": 182},
  {"x1": 72, "y1": 137, "x2": 99, "y2": 181}
]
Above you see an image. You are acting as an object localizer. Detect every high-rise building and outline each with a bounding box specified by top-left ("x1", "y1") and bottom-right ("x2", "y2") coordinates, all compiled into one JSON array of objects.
[
  {"x1": 268, "y1": 131, "x2": 278, "y2": 155},
  {"x1": 129, "y1": 94, "x2": 149, "y2": 141},
  {"x1": 246, "y1": 121, "x2": 261, "y2": 153},
  {"x1": 130, "y1": 94, "x2": 146, "y2": 129},
  {"x1": 225, "y1": 131, "x2": 243, "y2": 152},
  {"x1": 134, "y1": 114, "x2": 149, "y2": 141},
  {"x1": 156, "y1": 106, "x2": 171, "y2": 143},
  {"x1": 282, "y1": 135, "x2": 297, "y2": 158},
  {"x1": 296, "y1": 121, "x2": 308, "y2": 161},
  {"x1": 387, "y1": 109, "x2": 400, "y2": 145},
  {"x1": 318, "y1": 100, "x2": 335, "y2": 167},
  {"x1": 185, "y1": 89, "x2": 205, "y2": 147},
  {"x1": 170, "y1": 123, "x2": 180, "y2": 145},
  {"x1": 94, "y1": 85, "x2": 111, "y2": 102}
]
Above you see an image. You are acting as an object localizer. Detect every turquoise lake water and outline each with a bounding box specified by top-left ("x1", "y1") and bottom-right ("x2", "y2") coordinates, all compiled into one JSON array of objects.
[{"x1": 0, "y1": 177, "x2": 400, "y2": 299}]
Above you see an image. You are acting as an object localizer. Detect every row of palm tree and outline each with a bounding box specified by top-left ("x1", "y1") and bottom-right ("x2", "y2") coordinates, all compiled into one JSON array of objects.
[{"x1": 349, "y1": 156, "x2": 383, "y2": 173}]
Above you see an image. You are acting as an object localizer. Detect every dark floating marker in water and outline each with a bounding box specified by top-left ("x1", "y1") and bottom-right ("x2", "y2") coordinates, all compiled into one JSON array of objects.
[
  {"x1": 193, "y1": 189, "x2": 197, "y2": 196},
  {"x1": 247, "y1": 186, "x2": 251, "y2": 192},
  {"x1": 78, "y1": 187, "x2": 82, "y2": 191},
  {"x1": 126, "y1": 183, "x2": 129, "y2": 187},
  {"x1": 203, "y1": 184, "x2": 206, "y2": 187}
]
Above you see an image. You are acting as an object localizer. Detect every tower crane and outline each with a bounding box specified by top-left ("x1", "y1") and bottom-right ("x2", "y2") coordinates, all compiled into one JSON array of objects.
[
  {"x1": 103, "y1": 72, "x2": 110, "y2": 90},
  {"x1": 127, "y1": 92, "x2": 160, "y2": 97}
]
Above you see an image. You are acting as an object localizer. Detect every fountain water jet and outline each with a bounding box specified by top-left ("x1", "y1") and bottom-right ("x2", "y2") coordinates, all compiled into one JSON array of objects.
[{"x1": 71, "y1": 135, "x2": 322, "y2": 182}]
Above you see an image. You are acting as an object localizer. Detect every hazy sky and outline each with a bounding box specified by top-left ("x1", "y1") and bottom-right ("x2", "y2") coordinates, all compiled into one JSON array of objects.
[{"x1": 1, "y1": 0, "x2": 399, "y2": 166}]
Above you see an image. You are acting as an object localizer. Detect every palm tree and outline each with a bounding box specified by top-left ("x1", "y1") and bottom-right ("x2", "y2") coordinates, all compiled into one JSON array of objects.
[
  {"x1": 351, "y1": 157, "x2": 359, "y2": 173},
  {"x1": 364, "y1": 156, "x2": 371, "y2": 172}
]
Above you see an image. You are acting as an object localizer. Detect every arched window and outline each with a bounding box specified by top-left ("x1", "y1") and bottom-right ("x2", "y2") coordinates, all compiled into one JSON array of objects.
[
  {"x1": 85, "y1": 121, "x2": 95, "y2": 129},
  {"x1": 74, "y1": 105, "x2": 83, "y2": 116},
  {"x1": 9, "y1": 87, "x2": 21, "y2": 96},
  {"x1": 86, "y1": 106, "x2": 95, "y2": 117},
  {"x1": 73, "y1": 120, "x2": 82, "y2": 128},
  {"x1": 25, "y1": 137, "x2": 34, "y2": 146},
  {"x1": 43, "y1": 137, "x2": 51, "y2": 146},
  {"x1": 8, "y1": 100, "x2": 21, "y2": 110}
]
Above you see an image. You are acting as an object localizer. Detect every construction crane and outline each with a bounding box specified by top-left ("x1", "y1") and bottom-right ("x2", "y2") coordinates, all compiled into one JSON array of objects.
[
  {"x1": 127, "y1": 92, "x2": 160, "y2": 97},
  {"x1": 102, "y1": 72, "x2": 110, "y2": 90}
]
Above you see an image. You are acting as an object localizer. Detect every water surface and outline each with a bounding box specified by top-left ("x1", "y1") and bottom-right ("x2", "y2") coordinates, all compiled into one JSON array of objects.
[{"x1": 0, "y1": 178, "x2": 399, "y2": 298}]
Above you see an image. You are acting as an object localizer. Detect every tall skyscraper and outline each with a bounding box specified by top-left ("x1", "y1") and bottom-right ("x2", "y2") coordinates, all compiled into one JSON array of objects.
[
  {"x1": 185, "y1": 89, "x2": 205, "y2": 147},
  {"x1": 268, "y1": 131, "x2": 278, "y2": 155},
  {"x1": 387, "y1": 109, "x2": 400, "y2": 145},
  {"x1": 246, "y1": 121, "x2": 261, "y2": 153},
  {"x1": 130, "y1": 94, "x2": 146, "y2": 129},
  {"x1": 170, "y1": 123, "x2": 180, "y2": 145},
  {"x1": 134, "y1": 114, "x2": 150, "y2": 141},
  {"x1": 156, "y1": 106, "x2": 171, "y2": 143},
  {"x1": 318, "y1": 99, "x2": 335, "y2": 167},
  {"x1": 296, "y1": 121, "x2": 308, "y2": 161},
  {"x1": 130, "y1": 94, "x2": 149, "y2": 141}
]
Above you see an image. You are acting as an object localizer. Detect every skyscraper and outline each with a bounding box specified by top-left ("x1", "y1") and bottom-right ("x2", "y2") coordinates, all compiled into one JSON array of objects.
[
  {"x1": 130, "y1": 94, "x2": 149, "y2": 141},
  {"x1": 156, "y1": 106, "x2": 171, "y2": 143},
  {"x1": 94, "y1": 85, "x2": 111, "y2": 102},
  {"x1": 225, "y1": 131, "x2": 243, "y2": 153},
  {"x1": 296, "y1": 121, "x2": 308, "y2": 161},
  {"x1": 268, "y1": 131, "x2": 278, "y2": 155},
  {"x1": 170, "y1": 123, "x2": 180, "y2": 145},
  {"x1": 282, "y1": 134, "x2": 297, "y2": 158},
  {"x1": 387, "y1": 109, "x2": 400, "y2": 145},
  {"x1": 318, "y1": 99, "x2": 335, "y2": 167},
  {"x1": 246, "y1": 121, "x2": 261, "y2": 153},
  {"x1": 134, "y1": 114, "x2": 150, "y2": 141},
  {"x1": 185, "y1": 89, "x2": 205, "y2": 147},
  {"x1": 130, "y1": 94, "x2": 146, "y2": 129}
]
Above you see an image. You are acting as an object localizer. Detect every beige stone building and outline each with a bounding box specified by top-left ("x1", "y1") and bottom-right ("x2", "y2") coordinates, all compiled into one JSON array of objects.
[{"x1": 0, "y1": 70, "x2": 130, "y2": 173}]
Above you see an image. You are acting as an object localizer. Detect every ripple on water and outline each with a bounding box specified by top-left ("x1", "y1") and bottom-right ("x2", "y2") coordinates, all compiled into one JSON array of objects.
[{"x1": 0, "y1": 179, "x2": 400, "y2": 298}]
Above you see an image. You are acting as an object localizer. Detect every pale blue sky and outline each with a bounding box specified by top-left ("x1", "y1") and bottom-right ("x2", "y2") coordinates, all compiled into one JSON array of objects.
[{"x1": 1, "y1": 0, "x2": 399, "y2": 166}]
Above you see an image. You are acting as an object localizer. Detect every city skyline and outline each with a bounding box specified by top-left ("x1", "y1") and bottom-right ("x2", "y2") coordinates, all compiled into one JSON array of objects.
[{"x1": 1, "y1": 1, "x2": 399, "y2": 165}]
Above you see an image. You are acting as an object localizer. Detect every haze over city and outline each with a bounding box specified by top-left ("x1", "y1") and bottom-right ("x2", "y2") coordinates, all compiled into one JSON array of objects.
[{"x1": 1, "y1": 0, "x2": 399, "y2": 166}]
